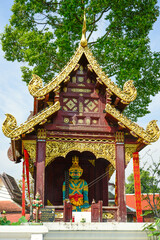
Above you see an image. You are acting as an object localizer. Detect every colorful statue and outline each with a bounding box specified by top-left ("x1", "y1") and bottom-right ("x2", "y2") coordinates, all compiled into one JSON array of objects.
[
  {"x1": 32, "y1": 192, "x2": 43, "y2": 222},
  {"x1": 63, "y1": 156, "x2": 90, "y2": 211}
]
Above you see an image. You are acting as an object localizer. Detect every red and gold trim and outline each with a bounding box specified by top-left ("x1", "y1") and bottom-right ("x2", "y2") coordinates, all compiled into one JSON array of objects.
[{"x1": 133, "y1": 152, "x2": 143, "y2": 222}]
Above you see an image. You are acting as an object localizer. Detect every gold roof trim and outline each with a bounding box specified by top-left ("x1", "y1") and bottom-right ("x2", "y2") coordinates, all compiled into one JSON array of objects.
[
  {"x1": 2, "y1": 101, "x2": 60, "y2": 140},
  {"x1": 28, "y1": 45, "x2": 137, "y2": 103},
  {"x1": 105, "y1": 103, "x2": 160, "y2": 144},
  {"x1": 28, "y1": 46, "x2": 84, "y2": 100}
]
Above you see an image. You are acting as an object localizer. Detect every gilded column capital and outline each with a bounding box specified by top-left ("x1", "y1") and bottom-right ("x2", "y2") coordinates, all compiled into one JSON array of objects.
[
  {"x1": 115, "y1": 132, "x2": 124, "y2": 143},
  {"x1": 37, "y1": 128, "x2": 47, "y2": 140}
]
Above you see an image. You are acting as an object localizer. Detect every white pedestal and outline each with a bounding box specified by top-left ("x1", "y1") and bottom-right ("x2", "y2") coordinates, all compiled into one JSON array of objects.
[{"x1": 72, "y1": 212, "x2": 91, "y2": 223}]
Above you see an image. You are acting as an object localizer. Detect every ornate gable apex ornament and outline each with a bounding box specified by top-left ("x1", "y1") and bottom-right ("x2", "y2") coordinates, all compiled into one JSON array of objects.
[
  {"x1": 28, "y1": 15, "x2": 137, "y2": 103},
  {"x1": 80, "y1": 11, "x2": 87, "y2": 47},
  {"x1": 105, "y1": 103, "x2": 160, "y2": 144}
]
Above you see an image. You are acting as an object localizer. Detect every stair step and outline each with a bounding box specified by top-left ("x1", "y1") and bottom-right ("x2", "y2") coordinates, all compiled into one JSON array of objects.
[{"x1": 44, "y1": 230, "x2": 147, "y2": 240}]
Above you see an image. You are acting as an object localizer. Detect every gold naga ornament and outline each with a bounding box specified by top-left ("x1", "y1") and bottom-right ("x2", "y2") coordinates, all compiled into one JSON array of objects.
[
  {"x1": 2, "y1": 101, "x2": 60, "y2": 140},
  {"x1": 105, "y1": 103, "x2": 160, "y2": 144}
]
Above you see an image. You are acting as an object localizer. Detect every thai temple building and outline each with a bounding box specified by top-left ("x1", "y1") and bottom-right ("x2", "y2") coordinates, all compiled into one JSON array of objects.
[{"x1": 2, "y1": 15, "x2": 160, "y2": 223}]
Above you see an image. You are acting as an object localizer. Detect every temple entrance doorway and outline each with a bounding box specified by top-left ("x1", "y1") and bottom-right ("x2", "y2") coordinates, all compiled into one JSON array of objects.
[{"x1": 45, "y1": 151, "x2": 111, "y2": 207}]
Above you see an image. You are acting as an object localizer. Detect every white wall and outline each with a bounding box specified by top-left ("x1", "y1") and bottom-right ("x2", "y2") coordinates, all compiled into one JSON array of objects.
[{"x1": 0, "y1": 178, "x2": 11, "y2": 200}]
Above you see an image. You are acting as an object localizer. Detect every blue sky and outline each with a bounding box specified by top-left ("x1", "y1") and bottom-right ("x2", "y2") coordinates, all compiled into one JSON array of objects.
[{"x1": 0, "y1": 1, "x2": 160, "y2": 181}]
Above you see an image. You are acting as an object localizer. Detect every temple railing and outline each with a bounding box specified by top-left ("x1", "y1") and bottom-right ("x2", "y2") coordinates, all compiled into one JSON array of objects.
[{"x1": 45, "y1": 204, "x2": 118, "y2": 222}]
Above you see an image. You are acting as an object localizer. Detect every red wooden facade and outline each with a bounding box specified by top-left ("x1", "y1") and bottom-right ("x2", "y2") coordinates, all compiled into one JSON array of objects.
[{"x1": 26, "y1": 57, "x2": 128, "y2": 221}]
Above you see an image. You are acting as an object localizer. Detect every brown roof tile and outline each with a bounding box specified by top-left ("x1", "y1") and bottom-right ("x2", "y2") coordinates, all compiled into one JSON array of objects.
[{"x1": 0, "y1": 201, "x2": 21, "y2": 212}]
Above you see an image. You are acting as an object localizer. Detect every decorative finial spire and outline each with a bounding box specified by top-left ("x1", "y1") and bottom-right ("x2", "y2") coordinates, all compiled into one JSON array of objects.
[{"x1": 80, "y1": 11, "x2": 87, "y2": 47}]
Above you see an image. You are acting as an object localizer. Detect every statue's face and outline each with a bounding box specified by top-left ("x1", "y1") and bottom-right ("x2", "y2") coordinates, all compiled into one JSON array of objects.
[{"x1": 69, "y1": 168, "x2": 83, "y2": 179}]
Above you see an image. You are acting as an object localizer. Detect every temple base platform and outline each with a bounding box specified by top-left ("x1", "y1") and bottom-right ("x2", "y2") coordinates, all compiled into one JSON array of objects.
[{"x1": 0, "y1": 223, "x2": 148, "y2": 240}]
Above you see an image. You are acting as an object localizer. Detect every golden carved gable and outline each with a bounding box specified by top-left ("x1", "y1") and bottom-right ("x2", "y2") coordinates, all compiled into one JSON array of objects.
[{"x1": 28, "y1": 46, "x2": 137, "y2": 103}]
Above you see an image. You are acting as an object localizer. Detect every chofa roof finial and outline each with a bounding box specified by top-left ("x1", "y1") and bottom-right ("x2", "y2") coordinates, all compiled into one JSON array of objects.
[{"x1": 80, "y1": 11, "x2": 87, "y2": 47}]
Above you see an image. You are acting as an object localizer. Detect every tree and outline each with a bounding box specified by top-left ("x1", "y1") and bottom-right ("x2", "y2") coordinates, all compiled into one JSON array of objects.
[
  {"x1": 126, "y1": 169, "x2": 160, "y2": 194},
  {"x1": 1, "y1": 0, "x2": 160, "y2": 120},
  {"x1": 126, "y1": 154, "x2": 160, "y2": 218}
]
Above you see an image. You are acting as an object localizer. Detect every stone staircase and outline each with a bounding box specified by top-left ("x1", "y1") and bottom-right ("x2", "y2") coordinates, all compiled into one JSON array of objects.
[
  {"x1": 0, "y1": 223, "x2": 149, "y2": 240},
  {"x1": 44, "y1": 229, "x2": 148, "y2": 240}
]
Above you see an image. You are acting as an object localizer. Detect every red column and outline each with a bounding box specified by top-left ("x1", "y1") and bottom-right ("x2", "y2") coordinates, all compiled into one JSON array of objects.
[
  {"x1": 22, "y1": 160, "x2": 25, "y2": 216},
  {"x1": 115, "y1": 132, "x2": 127, "y2": 222},
  {"x1": 133, "y1": 152, "x2": 143, "y2": 222},
  {"x1": 36, "y1": 139, "x2": 46, "y2": 205}
]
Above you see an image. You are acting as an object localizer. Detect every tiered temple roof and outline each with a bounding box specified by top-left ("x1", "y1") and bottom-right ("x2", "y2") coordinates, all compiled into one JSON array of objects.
[{"x1": 2, "y1": 14, "x2": 160, "y2": 163}]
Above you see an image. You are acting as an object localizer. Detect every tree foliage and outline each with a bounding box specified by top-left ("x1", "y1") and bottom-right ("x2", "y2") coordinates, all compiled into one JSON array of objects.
[
  {"x1": 143, "y1": 218, "x2": 160, "y2": 239},
  {"x1": 1, "y1": 0, "x2": 160, "y2": 120},
  {"x1": 126, "y1": 168, "x2": 160, "y2": 194}
]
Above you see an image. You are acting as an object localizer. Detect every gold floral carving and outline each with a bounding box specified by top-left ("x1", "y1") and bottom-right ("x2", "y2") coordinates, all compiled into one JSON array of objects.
[
  {"x1": 64, "y1": 118, "x2": 69, "y2": 123},
  {"x1": 28, "y1": 46, "x2": 137, "y2": 103},
  {"x1": 108, "y1": 164, "x2": 115, "y2": 179},
  {"x1": 105, "y1": 103, "x2": 160, "y2": 144},
  {"x1": 115, "y1": 132, "x2": 124, "y2": 143},
  {"x1": 88, "y1": 159, "x2": 95, "y2": 167},
  {"x1": 66, "y1": 99, "x2": 76, "y2": 110},
  {"x1": 23, "y1": 140, "x2": 36, "y2": 163},
  {"x1": 37, "y1": 129, "x2": 46, "y2": 139},
  {"x1": 125, "y1": 144, "x2": 138, "y2": 165},
  {"x1": 71, "y1": 88, "x2": 91, "y2": 93},
  {"x1": 86, "y1": 118, "x2": 90, "y2": 125},
  {"x1": 78, "y1": 119, "x2": 83, "y2": 124},
  {"x1": 79, "y1": 102, "x2": 83, "y2": 113},
  {"x1": 78, "y1": 76, "x2": 84, "y2": 82},
  {"x1": 2, "y1": 101, "x2": 60, "y2": 140},
  {"x1": 55, "y1": 212, "x2": 63, "y2": 218},
  {"x1": 45, "y1": 140, "x2": 115, "y2": 167},
  {"x1": 47, "y1": 136, "x2": 114, "y2": 143},
  {"x1": 102, "y1": 212, "x2": 114, "y2": 219}
]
